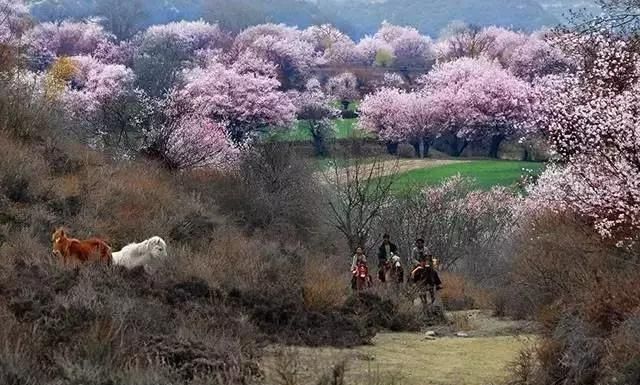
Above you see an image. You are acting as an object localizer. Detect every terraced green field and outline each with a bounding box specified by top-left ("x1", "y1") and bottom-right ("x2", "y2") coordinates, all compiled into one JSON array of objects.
[{"x1": 392, "y1": 160, "x2": 545, "y2": 191}]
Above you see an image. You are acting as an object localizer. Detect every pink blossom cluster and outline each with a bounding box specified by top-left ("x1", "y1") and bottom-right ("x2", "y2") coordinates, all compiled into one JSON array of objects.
[
  {"x1": 289, "y1": 78, "x2": 341, "y2": 122},
  {"x1": 526, "y1": 32, "x2": 640, "y2": 239},
  {"x1": 436, "y1": 25, "x2": 570, "y2": 81},
  {"x1": 423, "y1": 58, "x2": 533, "y2": 142},
  {"x1": 136, "y1": 20, "x2": 227, "y2": 56},
  {"x1": 172, "y1": 60, "x2": 296, "y2": 143},
  {"x1": 422, "y1": 175, "x2": 520, "y2": 226},
  {"x1": 326, "y1": 72, "x2": 359, "y2": 102},
  {"x1": 0, "y1": 0, "x2": 29, "y2": 44},
  {"x1": 356, "y1": 22, "x2": 434, "y2": 68},
  {"x1": 25, "y1": 21, "x2": 114, "y2": 65},
  {"x1": 361, "y1": 57, "x2": 532, "y2": 153},
  {"x1": 163, "y1": 114, "x2": 239, "y2": 170},
  {"x1": 61, "y1": 55, "x2": 135, "y2": 118},
  {"x1": 358, "y1": 87, "x2": 435, "y2": 144},
  {"x1": 302, "y1": 24, "x2": 362, "y2": 66},
  {"x1": 232, "y1": 23, "x2": 317, "y2": 85}
]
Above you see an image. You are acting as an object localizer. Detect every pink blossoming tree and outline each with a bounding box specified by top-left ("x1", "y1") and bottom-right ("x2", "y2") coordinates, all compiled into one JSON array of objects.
[
  {"x1": 526, "y1": 32, "x2": 640, "y2": 240},
  {"x1": 0, "y1": 0, "x2": 29, "y2": 45},
  {"x1": 289, "y1": 78, "x2": 341, "y2": 156},
  {"x1": 420, "y1": 57, "x2": 534, "y2": 157},
  {"x1": 133, "y1": 20, "x2": 228, "y2": 96},
  {"x1": 359, "y1": 87, "x2": 437, "y2": 157},
  {"x1": 61, "y1": 55, "x2": 135, "y2": 118},
  {"x1": 326, "y1": 72, "x2": 359, "y2": 110},
  {"x1": 374, "y1": 22, "x2": 435, "y2": 70},
  {"x1": 25, "y1": 21, "x2": 114, "y2": 69},
  {"x1": 232, "y1": 23, "x2": 317, "y2": 89},
  {"x1": 173, "y1": 60, "x2": 296, "y2": 143}
]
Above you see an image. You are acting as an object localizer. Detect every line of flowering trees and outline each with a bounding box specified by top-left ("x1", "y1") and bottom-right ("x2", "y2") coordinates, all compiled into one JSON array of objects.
[
  {"x1": 359, "y1": 24, "x2": 571, "y2": 158},
  {"x1": 6, "y1": 0, "x2": 581, "y2": 167}
]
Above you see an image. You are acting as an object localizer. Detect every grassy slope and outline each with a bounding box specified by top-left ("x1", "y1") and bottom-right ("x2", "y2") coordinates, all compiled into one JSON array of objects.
[{"x1": 392, "y1": 160, "x2": 545, "y2": 191}]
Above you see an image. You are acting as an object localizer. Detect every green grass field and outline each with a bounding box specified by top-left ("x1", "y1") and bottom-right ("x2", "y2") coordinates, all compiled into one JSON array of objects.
[
  {"x1": 272, "y1": 118, "x2": 370, "y2": 141},
  {"x1": 271, "y1": 101, "x2": 368, "y2": 141},
  {"x1": 392, "y1": 160, "x2": 545, "y2": 191}
]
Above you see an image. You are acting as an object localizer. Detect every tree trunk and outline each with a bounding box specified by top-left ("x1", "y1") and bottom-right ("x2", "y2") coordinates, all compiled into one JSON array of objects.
[
  {"x1": 522, "y1": 147, "x2": 530, "y2": 161},
  {"x1": 311, "y1": 131, "x2": 328, "y2": 157},
  {"x1": 386, "y1": 142, "x2": 398, "y2": 155},
  {"x1": 341, "y1": 100, "x2": 350, "y2": 111},
  {"x1": 489, "y1": 135, "x2": 505, "y2": 159},
  {"x1": 412, "y1": 137, "x2": 430, "y2": 158},
  {"x1": 449, "y1": 136, "x2": 468, "y2": 157}
]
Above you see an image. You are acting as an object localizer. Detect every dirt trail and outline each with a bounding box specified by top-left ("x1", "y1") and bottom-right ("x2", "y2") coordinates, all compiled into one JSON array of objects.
[
  {"x1": 262, "y1": 310, "x2": 536, "y2": 385},
  {"x1": 318, "y1": 159, "x2": 470, "y2": 182}
]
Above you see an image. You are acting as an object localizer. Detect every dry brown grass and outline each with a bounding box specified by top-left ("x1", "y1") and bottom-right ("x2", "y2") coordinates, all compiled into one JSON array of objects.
[
  {"x1": 439, "y1": 271, "x2": 492, "y2": 311},
  {"x1": 175, "y1": 228, "x2": 272, "y2": 290},
  {"x1": 302, "y1": 256, "x2": 347, "y2": 312},
  {"x1": 0, "y1": 134, "x2": 51, "y2": 203},
  {"x1": 263, "y1": 333, "x2": 534, "y2": 385}
]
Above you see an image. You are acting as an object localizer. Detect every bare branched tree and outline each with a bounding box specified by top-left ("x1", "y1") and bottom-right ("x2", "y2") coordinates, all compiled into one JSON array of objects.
[
  {"x1": 322, "y1": 144, "x2": 398, "y2": 253},
  {"x1": 571, "y1": 0, "x2": 640, "y2": 35},
  {"x1": 440, "y1": 23, "x2": 494, "y2": 61}
]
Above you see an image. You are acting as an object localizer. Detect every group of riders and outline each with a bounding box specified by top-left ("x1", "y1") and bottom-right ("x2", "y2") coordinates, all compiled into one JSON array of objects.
[{"x1": 350, "y1": 234, "x2": 443, "y2": 296}]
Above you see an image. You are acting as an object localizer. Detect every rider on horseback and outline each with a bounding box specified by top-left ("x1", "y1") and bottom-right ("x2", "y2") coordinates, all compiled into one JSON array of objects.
[
  {"x1": 377, "y1": 234, "x2": 398, "y2": 282},
  {"x1": 410, "y1": 238, "x2": 443, "y2": 290},
  {"x1": 351, "y1": 247, "x2": 369, "y2": 290}
]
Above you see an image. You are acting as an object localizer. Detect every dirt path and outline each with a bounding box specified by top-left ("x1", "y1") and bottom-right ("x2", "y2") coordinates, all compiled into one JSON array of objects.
[
  {"x1": 262, "y1": 310, "x2": 536, "y2": 385},
  {"x1": 318, "y1": 159, "x2": 470, "y2": 182}
]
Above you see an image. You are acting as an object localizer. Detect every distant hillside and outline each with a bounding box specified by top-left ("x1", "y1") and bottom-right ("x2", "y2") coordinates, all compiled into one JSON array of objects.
[
  {"x1": 536, "y1": 0, "x2": 601, "y2": 21},
  {"x1": 317, "y1": 0, "x2": 560, "y2": 37},
  {"x1": 30, "y1": 0, "x2": 563, "y2": 38}
]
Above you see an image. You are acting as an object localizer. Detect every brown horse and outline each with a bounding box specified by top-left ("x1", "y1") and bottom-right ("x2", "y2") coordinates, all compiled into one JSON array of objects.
[
  {"x1": 411, "y1": 261, "x2": 442, "y2": 306},
  {"x1": 51, "y1": 228, "x2": 112, "y2": 266}
]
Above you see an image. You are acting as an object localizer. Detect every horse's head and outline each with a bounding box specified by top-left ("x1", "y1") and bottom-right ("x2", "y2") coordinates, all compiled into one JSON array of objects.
[
  {"x1": 391, "y1": 254, "x2": 402, "y2": 268},
  {"x1": 51, "y1": 228, "x2": 68, "y2": 252},
  {"x1": 147, "y1": 236, "x2": 168, "y2": 259}
]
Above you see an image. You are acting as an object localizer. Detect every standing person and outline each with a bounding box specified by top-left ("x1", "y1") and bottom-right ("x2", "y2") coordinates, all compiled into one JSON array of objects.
[
  {"x1": 377, "y1": 234, "x2": 398, "y2": 282},
  {"x1": 350, "y1": 247, "x2": 368, "y2": 290}
]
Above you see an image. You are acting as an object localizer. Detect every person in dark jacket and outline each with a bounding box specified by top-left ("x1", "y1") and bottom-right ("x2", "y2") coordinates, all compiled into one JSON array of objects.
[{"x1": 377, "y1": 234, "x2": 398, "y2": 282}]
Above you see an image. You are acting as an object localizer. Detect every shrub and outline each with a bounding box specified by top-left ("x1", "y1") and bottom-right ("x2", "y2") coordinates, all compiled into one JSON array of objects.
[
  {"x1": 302, "y1": 256, "x2": 347, "y2": 312},
  {"x1": 439, "y1": 272, "x2": 490, "y2": 311},
  {"x1": 503, "y1": 212, "x2": 640, "y2": 384},
  {"x1": 0, "y1": 259, "x2": 261, "y2": 385},
  {"x1": 216, "y1": 142, "x2": 323, "y2": 240},
  {"x1": 397, "y1": 142, "x2": 415, "y2": 158},
  {"x1": 0, "y1": 73, "x2": 63, "y2": 140},
  {"x1": 0, "y1": 135, "x2": 49, "y2": 203}
]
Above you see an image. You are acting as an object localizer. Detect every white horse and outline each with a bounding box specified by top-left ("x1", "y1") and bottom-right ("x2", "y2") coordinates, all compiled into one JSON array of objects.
[{"x1": 112, "y1": 236, "x2": 168, "y2": 272}]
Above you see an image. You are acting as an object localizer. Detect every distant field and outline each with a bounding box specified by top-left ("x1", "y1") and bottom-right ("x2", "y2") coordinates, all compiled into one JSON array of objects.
[
  {"x1": 271, "y1": 101, "x2": 370, "y2": 141},
  {"x1": 392, "y1": 160, "x2": 545, "y2": 191},
  {"x1": 272, "y1": 118, "x2": 371, "y2": 142}
]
